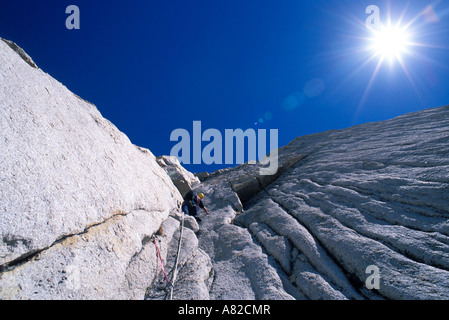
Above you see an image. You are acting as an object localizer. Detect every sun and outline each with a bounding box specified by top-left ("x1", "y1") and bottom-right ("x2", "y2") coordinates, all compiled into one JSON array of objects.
[
  {"x1": 369, "y1": 24, "x2": 411, "y2": 62},
  {"x1": 343, "y1": 3, "x2": 448, "y2": 122}
]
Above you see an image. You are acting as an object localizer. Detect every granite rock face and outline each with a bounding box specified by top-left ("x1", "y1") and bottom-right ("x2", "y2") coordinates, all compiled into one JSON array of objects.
[
  {"x1": 156, "y1": 155, "x2": 200, "y2": 198},
  {"x1": 2, "y1": 38, "x2": 449, "y2": 300},
  {"x1": 200, "y1": 104, "x2": 449, "y2": 300},
  {"x1": 0, "y1": 39, "x2": 188, "y2": 299}
]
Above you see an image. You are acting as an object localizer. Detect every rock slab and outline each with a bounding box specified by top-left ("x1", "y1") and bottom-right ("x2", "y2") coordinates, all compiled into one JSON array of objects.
[{"x1": 0, "y1": 38, "x2": 183, "y2": 299}]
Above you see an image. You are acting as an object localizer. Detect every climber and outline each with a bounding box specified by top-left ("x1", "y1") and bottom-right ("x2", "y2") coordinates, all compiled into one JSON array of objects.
[{"x1": 182, "y1": 190, "x2": 209, "y2": 222}]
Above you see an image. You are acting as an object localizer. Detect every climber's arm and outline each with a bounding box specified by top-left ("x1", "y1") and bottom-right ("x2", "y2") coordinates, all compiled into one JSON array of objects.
[{"x1": 199, "y1": 201, "x2": 209, "y2": 215}]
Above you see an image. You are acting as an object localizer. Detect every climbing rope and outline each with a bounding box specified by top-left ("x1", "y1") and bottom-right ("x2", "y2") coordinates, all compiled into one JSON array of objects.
[
  {"x1": 153, "y1": 238, "x2": 171, "y2": 286},
  {"x1": 169, "y1": 213, "x2": 184, "y2": 300},
  {"x1": 152, "y1": 213, "x2": 185, "y2": 300}
]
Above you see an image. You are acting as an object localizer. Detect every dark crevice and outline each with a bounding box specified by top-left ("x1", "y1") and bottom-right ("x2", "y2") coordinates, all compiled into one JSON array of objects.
[
  {"x1": 235, "y1": 155, "x2": 307, "y2": 210},
  {"x1": 0, "y1": 211, "x2": 130, "y2": 274}
]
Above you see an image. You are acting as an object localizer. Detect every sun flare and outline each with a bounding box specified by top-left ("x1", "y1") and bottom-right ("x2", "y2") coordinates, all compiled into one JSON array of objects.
[{"x1": 370, "y1": 25, "x2": 411, "y2": 61}]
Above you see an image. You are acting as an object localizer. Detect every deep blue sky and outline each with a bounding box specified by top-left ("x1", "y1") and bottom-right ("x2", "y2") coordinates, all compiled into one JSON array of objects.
[{"x1": 1, "y1": 0, "x2": 449, "y2": 173}]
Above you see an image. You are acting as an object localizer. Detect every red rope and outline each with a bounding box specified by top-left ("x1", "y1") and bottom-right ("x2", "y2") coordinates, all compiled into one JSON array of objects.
[{"x1": 153, "y1": 239, "x2": 171, "y2": 285}]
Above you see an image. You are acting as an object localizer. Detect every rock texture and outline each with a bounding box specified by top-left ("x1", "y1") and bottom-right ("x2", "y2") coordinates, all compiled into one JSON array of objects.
[
  {"x1": 1, "y1": 38, "x2": 448, "y2": 300},
  {"x1": 157, "y1": 155, "x2": 200, "y2": 198},
  {"x1": 0, "y1": 38, "x2": 190, "y2": 299},
  {"x1": 196, "y1": 105, "x2": 449, "y2": 300},
  {"x1": 144, "y1": 214, "x2": 212, "y2": 300}
]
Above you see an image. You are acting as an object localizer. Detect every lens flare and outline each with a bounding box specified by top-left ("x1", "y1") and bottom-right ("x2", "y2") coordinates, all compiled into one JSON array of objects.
[{"x1": 370, "y1": 25, "x2": 411, "y2": 61}]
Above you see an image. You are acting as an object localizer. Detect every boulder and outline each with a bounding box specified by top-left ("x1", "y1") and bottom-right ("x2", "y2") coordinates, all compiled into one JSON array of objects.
[{"x1": 157, "y1": 155, "x2": 200, "y2": 198}]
